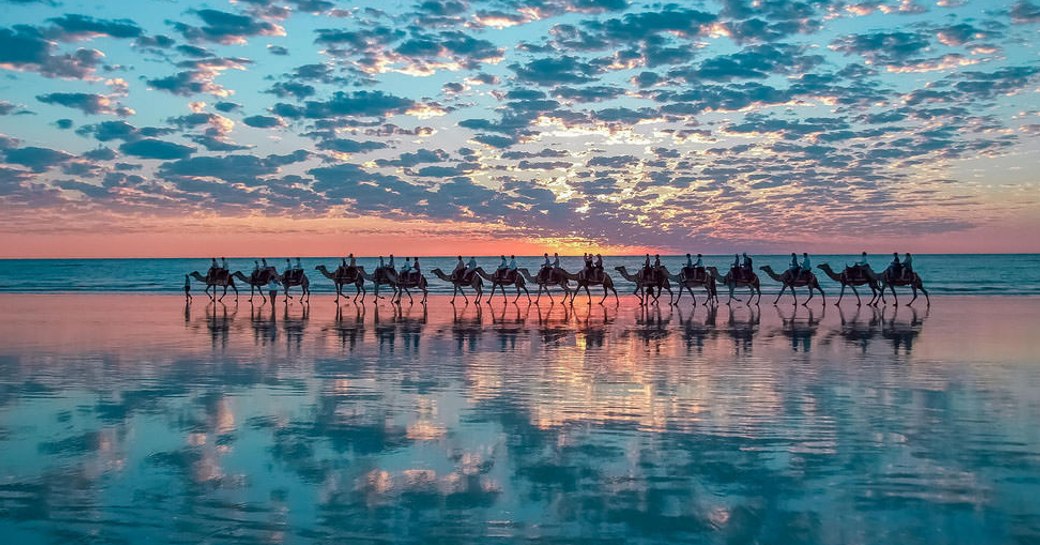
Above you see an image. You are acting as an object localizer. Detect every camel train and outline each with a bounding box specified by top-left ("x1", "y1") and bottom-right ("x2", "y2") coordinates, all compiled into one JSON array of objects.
[{"x1": 189, "y1": 255, "x2": 927, "y2": 308}]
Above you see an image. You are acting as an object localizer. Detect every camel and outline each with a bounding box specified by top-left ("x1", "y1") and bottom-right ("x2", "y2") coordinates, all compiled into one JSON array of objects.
[
  {"x1": 279, "y1": 268, "x2": 311, "y2": 303},
  {"x1": 559, "y1": 268, "x2": 619, "y2": 304},
  {"x1": 759, "y1": 265, "x2": 825, "y2": 306},
  {"x1": 706, "y1": 266, "x2": 761, "y2": 304},
  {"x1": 431, "y1": 267, "x2": 483, "y2": 304},
  {"x1": 365, "y1": 266, "x2": 400, "y2": 300},
  {"x1": 879, "y1": 267, "x2": 930, "y2": 306},
  {"x1": 316, "y1": 264, "x2": 366, "y2": 303},
  {"x1": 384, "y1": 269, "x2": 429, "y2": 304},
  {"x1": 662, "y1": 265, "x2": 717, "y2": 306},
  {"x1": 474, "y1": 267, "x2": 530, "y2": 303},
  {"x1": 232, "y1": 268, "x2": 278, "y2": 303},
  {"x1": 817, "y1": 263, "x2": 881, "y2": 307},
  {"x1": 614, "y1": 266, "x2": 673, "y2": 305},
  {"x1": 189, "y1": 270, "x2": 238, "y2": 302},
  {"x1": 517, "y1": 267, "x2": 571, "y2": 302}
]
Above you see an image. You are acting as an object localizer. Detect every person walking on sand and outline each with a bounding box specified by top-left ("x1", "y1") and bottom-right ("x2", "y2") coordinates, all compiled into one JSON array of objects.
[
  {"x1": 184, "y1": 274, "x2": 192, "y2": 303},
  {"x1": 266, "y1": 275, "x2": 280, "y2": 306}
]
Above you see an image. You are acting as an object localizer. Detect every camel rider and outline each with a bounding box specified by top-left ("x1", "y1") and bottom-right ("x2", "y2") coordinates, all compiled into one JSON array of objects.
[
  {"x1": 652, "y1": 254, "x2": 663, "y2": 283},
  {"x1": 453, "y1": 256, "x2": 465, "y2": 280},
  {"x1": 692, "y1": 253, "x2": 705, "y2": 281},
  {"x1": 742, "y1": 253, "x2": 753, "y2": 277},
  {"x1": 584, "y1": 253, "x2": 594, "y2": 273},
  {"x1": 261, "y1": 258, "x2": 269, "y2": 271},
  {"x1": 507, "y1": 255, "x2": 518, "y2": 281},
  {"x1": 788, "y1": 253, "x2": 800, "y2": 276},
  {"x1": 903, "y1": 253, "x2": 913, "y2": 280},
  {"x1": 348, "y1": 253, "x2": 356, "y2": 268},
  {"x1": 400, "y1": 257, "x2": 412, "y2": 274},
  {"x1": 221, "y1": 257, "x2": 228, "y2": 271},
  {"x1": 496, "y1": 255, "x2": 508, "y2": 280},
  {"x1": 553, "y1": 252, "x2": 561, "y2": 269},
  {"x1": 890, "y1": 252, "x2": 902, "y2": 279},
  {"x1": 465, "y1": 256, "x2": 478, "y2": 281},
  {"x1": 800, "y1": 253, "x2": 812, "y2": 280},
  {"x1": 254, "y1": 260, "x2": 260, "y2": 273},
  {"x1": 295, "y1": 257, "x2": 302, "y2": 271},
  {"x1": 388, "y1": 254, "x2": 395, "y2": 270},
  {"x1": 412, "y1": 257, "x2": 421, "y2": 279},
  {"x1": 539, "y1": 253, "x2": 551, "y2": 282},
  {"x1": 685, "y1": 253, "x2": 694, "y2": 269}
]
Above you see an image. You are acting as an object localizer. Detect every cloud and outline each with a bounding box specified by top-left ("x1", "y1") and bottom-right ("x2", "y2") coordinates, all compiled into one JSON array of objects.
[
  {"x1": 119, "y1": 139, "x2": 196, "y2": 160},
  {"x1": 0, "y1": 26, "x2": 104, "y2": 79},
  {"x1": 4, "y1": 146, "x2": 74, "y2": 172},
  {"x1": 45, "y1": 14, "x2": 143, "y2": 41},
  {"x1": 1010, "y1": 1, "x2": 1040, "y2": 23},
  {"x1": 511, "y1": 55, "x2": 602, "y2": 85},
  {"x1": 173, "y1": 9, "x2": 285, "y2": 44},
  {"x1": 35, "y1": 92, "x2": 131, "y2": 116},
  {"x1": 274, "y1": 90, "x2": 415, "y2": 119},
  {"x1": 242, "y1": 115, "x2": 284, "y2": 128}
]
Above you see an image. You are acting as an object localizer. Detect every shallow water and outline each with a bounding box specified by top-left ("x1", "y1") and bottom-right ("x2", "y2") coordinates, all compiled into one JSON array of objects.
[{"x1": 1, "y1": 295, "x2": 1039, "y2": 544}]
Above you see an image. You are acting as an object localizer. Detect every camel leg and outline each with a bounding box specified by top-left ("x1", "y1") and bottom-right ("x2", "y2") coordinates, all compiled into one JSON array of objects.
[
  {"x1": 514, "y1": 284, "x2": 521, "y2": 302},
  {"x1": 805, "y1": 285, "x2": 813, "y2": 306},
  {"x1": 584, "y1": 283, "x2": 592, "y2": 304},
  {"x1": 600, "y1": 284, "x2": 608, "y2": 304},
  {"x1": 773, "y1": 285, "x2": 785, "y2": 305},
  {"x1": 836, "y1": 284, "x2": 845, "y2": 306},
  {"x1": 523, "y1": 284, "x2": 531, "y2": 302},
  {"x1": 728, "y1": 285, "x2": 738, "y2": 303},
  {"x1": 908, "y1": 286, "x2": 918, "y2": 306},
  {"x1": 889, "y1": 284, "x2": 898, "y2": 306},
  {"x1": 920, "y1": 284, "x2": 930, "y2": 306}
]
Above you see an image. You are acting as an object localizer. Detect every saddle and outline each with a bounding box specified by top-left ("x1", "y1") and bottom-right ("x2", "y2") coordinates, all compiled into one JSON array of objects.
[
  {"x1": 683, "y1": 266, "x2": 706, "y2": 282},
  {"x1": 496, "y1": 269, "x2": 516, "y2": 283},
  {"x1": 537, "y1": 267, "x2": 551, "y2": 283},
  {"x1": 283, "y1": 269, "x2": 303, "y2": 283},
  {"x1": 209, "y1": 268, "x2": 230, "y2": 283}
]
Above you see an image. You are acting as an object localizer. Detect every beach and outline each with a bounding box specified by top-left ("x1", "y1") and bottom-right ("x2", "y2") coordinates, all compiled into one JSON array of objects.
[{"x1": 1, "y1": 294, "x2": 1039, "y2": 544}]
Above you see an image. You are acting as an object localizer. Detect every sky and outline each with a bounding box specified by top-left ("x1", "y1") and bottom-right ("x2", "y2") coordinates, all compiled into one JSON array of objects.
[{"x1": 0, "y1": 0, "x2": 1038, "y2": 258}]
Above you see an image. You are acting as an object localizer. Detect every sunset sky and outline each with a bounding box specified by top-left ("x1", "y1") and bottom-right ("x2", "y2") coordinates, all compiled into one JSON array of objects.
[{"x1": 1, "y1": 0, "x2": 1038, "y2": 257}]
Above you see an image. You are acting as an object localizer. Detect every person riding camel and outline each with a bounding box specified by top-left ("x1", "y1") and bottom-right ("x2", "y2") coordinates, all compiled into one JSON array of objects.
[
  {"x1": 653, "y1": 254, "x2": 664, "y2": 284},
  {"x1": 800, "y1": 253, "x2": 812, "y2": 281},
  {"x1": 788, "y1": 253, "x2": 800, "y2": 279},
  {"x1": 691, "y1": 253, "x2": 705, "y2": 281},
  {"x1": 452, "y1": 256, "x2": 465, "y2": 281},
  {"x1": 731, "y1": 254, "x2": 742, "y2": 282},
  {"x1": 221, "y1": 257, "x2": 228, "y2": 271},
  {"x1": 345, "y1": 253, "x2": 357, "y2": 277},
  {"x1": 539, "y1": 253, "x2": 551, "y2": 282},
  {"x1": 742, "y1": 252, "x2": 753, "y2": 279},
  {"x1": 399, "y1": 257, "x2": 412, "y2": 282},
  {"x1": 465, "y1": 256, "x2": 478, "y2": 282},
  {"x1": 507, "y1": 255, "x2": 518, "y2": 282},
  {"x1": 496, "y1": 255, "x2": 508, "y2": 281},
  {"x1": 583, "y1": 253, "x2": 593, "y2": 275},
  {"x1": 902, "y1": 252, "x2": 913, "y2": 280},
  {"x1": 412, "y1": 257, "x2": 422, "y2": 282},
  {"x1": 261, "y1": 258, "x2": 270, "y2": 272},
  {"x1": 594, "y1": 254, "x2": 604, "y2": 282},
  {"x1": 889, "y1": 252, "x2": 902, "y2": 280},
  {"x1": 253, "y1": 260, "x2": 261, "y2": 273},
  {"x1": 295, "y1": 257, "x2": 302, "y2": 271}
]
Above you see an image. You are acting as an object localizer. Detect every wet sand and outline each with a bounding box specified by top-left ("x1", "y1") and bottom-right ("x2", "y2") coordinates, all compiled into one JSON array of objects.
[{"x1": 1, "y1": 294, "x2": 1039, "y2": 544}]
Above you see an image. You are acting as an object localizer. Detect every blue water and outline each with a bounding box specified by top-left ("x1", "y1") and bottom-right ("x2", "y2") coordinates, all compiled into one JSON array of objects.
[{"x1": 0, "y1": 254, "x2": 1037, "y2": 295}]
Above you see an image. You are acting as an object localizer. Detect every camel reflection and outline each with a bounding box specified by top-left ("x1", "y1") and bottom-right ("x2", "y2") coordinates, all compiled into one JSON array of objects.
[
  {"x1": 490, "y1": 301, "x2": 529, "y2": 351},
  {"x1": 677, "y1": 303, "x2": 718, "y2": 353},
  {"x1": 628, "y1": 305, "x2": 672, "y2": 352},
  {"x1": 327, "y1": 303, "x2": 366, "y2": 351},
  {"x1": 882, "y1": 304, "x2": 927, "y2": 355},
  {"x1": 205, "y1": 301, "x2": 235, "y2": 350},
  {"x1": 451, "y1": 301, "x2": 484, "y2": 352},
  {"x1": 535, "y1": 302, "x2": 575, "y2": 346},
  {"x1": 824, "y1": 305, "x2": 927, "y2": 354},
  {"x1": 373, "y1": 301, "x2": 427, "y2": 353},
  {"x1": 774, "y1": 305, "x2": 824, "y2": 353},
  {"x1": 725, "y1": 303, "x2": 760, "y2": 354}
]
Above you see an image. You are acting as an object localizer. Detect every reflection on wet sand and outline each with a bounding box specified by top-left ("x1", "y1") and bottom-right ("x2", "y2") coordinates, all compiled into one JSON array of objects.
[{"x1": 1, "y1": 295, "x2": 1039, "y2": 544}]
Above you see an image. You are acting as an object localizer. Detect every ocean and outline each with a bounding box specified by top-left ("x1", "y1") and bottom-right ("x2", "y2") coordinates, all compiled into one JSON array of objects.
[{"x1": 0, "y1": 254, "x2": 1037, "y2": 296}]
